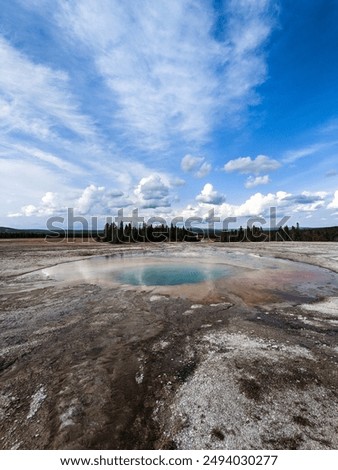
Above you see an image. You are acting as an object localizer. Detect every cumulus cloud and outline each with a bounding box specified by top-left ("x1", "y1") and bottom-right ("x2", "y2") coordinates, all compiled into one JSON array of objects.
[
  {"x1": 10, "y1": 184, "x2": 132, "y2": 218},
  {"x1": 285, "y1": 192, "x2": 327, "y2": 204},
  {"x1": 328, "y1": 190, "x2": 338, "y2": 209},
  {"x1": 245, "y1": 174, "x2": 270, "y2": 188},
  {"x1": 76, "y1": 185, "x2": 105, "y2": 214},
  {"x1": 181, "y1": 155, "x2": 204, "y2": 172},
  {"x1": 179, "y1": 190, "x2": 291, "y2": 221},
  {"x1": 196, "y1": 162, "x2": 212, "y2": 178},
  {"x1": 181, "y1": 154, "x2": 211, "y2": 178},
  {"x1": 232, "y1": 191, "x2": 289, "y2": 217},
  {"x1": 134, "y1": 175, "x2": 171, "y2": 209},
  {"x1": 196, "y1": 183, "x2": 225, "y2": 205},
  {"x1": 223, "y1": 190, "x2": 328, "y2": 218},
  {"x1": 76, "y1": 184, "x2": 131, "y2": 215},
  {"x1": 0, "y1": 158, "x2": 70, "y2": 214},
  {"x1": 185, "y1": 188, "x2": 332, "y2": 222},
  {"x1": 9, "y1": 192, "x2": 63, "y2": 217},
  {"x1": 282, "y1": 191, "x2": 327, "y2": 212},
  {"x1": 224, "y1": 155, "x2": 281, "y2": 174}
]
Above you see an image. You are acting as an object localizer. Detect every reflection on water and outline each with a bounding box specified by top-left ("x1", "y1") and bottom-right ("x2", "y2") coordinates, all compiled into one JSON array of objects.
[
  {"x1": 39, "y1": 248, "x2": 337, "y2": 302},
  {"x1": 41, "y1": 255, "x2": 238, "y2": 286},
  {"x1": 117, "y1": 263, "x2": 229, "y2": 286}
]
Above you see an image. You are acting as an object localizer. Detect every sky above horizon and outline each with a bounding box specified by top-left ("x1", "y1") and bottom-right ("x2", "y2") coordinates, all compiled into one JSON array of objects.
[{"x1": 1, "y1": 0, "x2": 338, "y2": 230}]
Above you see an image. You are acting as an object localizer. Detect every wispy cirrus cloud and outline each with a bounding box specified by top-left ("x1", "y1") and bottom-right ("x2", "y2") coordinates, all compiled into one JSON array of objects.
[
  {"x1": 283, "y1": 138, "x2": 338, "y2": 163},
  {"x1": 0, "y1": 36, "x2": 95, "y2": 141},
  {"x1": 282, "y1": 142, "x2": 331, "y2": 164},
  {"x1": 1, "y1": 143, "x2": 84, "y2": 175},
  {"x1": 0, "y1": 32, "x2": 183, "y2": 221},
  {"x1": 57, "y1": 0, "x2": 276, "y2": 150}
]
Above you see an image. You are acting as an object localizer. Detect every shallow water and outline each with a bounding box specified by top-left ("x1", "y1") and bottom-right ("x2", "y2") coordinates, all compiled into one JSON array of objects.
[
  {"x1": 38, "y1": 248, "x2": 338, "y2": 304},
  {"x1": 117, "y1": 263, "x2": 230, "y2": 286},
  {"x1": 41, "y1": 255, "x2": 241, "y2": 286}
]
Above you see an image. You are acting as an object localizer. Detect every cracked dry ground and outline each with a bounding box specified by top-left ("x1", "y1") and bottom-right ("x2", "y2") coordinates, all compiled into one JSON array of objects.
[{"x1": 0, "y1": 240, "x2": 337, "y2": 449}]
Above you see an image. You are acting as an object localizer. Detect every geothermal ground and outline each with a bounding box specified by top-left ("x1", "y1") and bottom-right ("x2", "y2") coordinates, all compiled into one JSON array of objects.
[{"x1": 0, "y1": 239, "x2": 337, "y2": 450}]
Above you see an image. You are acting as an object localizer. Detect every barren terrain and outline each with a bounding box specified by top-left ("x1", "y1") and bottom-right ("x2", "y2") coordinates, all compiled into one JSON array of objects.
[{"x1": 0, "y1": 239, "x2": 337, "y2": 449}]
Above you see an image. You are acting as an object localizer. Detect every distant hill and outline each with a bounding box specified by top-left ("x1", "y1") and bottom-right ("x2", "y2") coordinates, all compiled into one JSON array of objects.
[
  {"x1": 0, "y1": 226, "x2": 22, "y2": 233},
  {"x1": 0, "y1": 226, "x2": 47, "y2": 233},
  {"x1": 0, "y1": 225, "x2": 337, "y2": 242},
  {"x1": 0, "y1": 226, "x2": 104, "y2": 239}
]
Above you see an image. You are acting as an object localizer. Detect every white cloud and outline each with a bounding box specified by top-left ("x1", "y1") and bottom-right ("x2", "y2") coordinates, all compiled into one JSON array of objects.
[
  {"x1": 292, "y1": 201, "x2": 325, "y2": 213},
  {"x1": 0, "y1": 158, "x2": 70, "y2": 214},
  {"x1": 0, "y1": 36, "x2": 95, "y2": 140},
  {"x1": 10, "y1": 192, "x2": 64, "y2": 217},
  {"x1": 171, "y1": 177, "x2": 186, "y2": 187},
  {"x1": 58, "y1": 0, "x2": 276, "y2": 149},
  {"x1": 181, "y1": 154, "x2": 211, "y2": 178},
  {"x1": 283, "y1": 191, "x2": 327, "y2": 212},
  {"x1": 76, "y1": 185, "x2": 105, "y2": 215},
  {"x1": 9, "y1": 144, "x2": 84, "y2": 175},
  {"x1": 196, "y1": 162, "x2": 212, "y2": 178},
  {"x1": 180, "y1": 190, "x2": 290, "y2": 220},
  {"x1": 185, "y1": 188, "x2": 332, "y2": 222},
  {"x1": 196, "y1": 183, "x2": 225, "y2": 205},
  {"x1": 0, "y1": 35, "x2": 185, "y2": 218},
  {"x1": 232, "y1": 191, "x2": 289, "y2": 217},
  {"x1": 181, "y1": 155, "x2": 204, "y2": 172},
  {"x1": 134, "y1": 175, "x2": 171, "y2": 209},
  {"x1": 328, "y1": 190, "x2": 338, "y2": 209},
  {"x1": 8, "y1": 181, "x2": 132, "y2": 218},
  {"x1": 245, "y1": 174, "x2": 270, "y2": 188},
  {"x1": 282, "y1": 143, "x2": 332, "y2": 164},
  {"x1": 1, "y1": 142, "x2": 181, "y2": 220},
  {"x1": 224, "y1": 155, "x2": 281, "y2": 174},
  {"x1": 75, "y1": 184, "x2": 131, "y2": 215}
]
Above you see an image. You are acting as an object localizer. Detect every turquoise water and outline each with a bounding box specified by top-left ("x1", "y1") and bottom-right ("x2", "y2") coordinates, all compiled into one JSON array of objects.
[
  {"x1": 41, "y1": 252, "x2": 338, "y2": 298},
  {"x1": 117, "y1": 263, "x2": 228, "y2": 286}
]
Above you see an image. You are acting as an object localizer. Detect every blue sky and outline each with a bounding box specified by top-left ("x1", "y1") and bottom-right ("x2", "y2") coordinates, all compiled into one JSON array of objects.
[{"x1": 0, "y1": 0, "x2": 338, "y2": 229}]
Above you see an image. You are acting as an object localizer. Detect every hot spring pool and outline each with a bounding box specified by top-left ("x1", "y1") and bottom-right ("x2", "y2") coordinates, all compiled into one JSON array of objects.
[
  {"x1": 116, "y1": 263, "x2": 229, "y2": 286},
  {"x1": 38, "y1": 249, "x2": 337, "y2": 303}
]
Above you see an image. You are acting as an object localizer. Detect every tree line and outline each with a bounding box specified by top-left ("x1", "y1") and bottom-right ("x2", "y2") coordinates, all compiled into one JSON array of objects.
[
  {"x1": 98, "y1": 222, "x2": 338, "y2": 243},
  {"x1": 0, "y1": 224, "x2": 337, "y2": 242},
  {"x1": 219, "y1": 224, "x2": 338, "y2": 242},
  {"x1": 100, "y1": 222, "x2": 200, "y2": 243}
]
